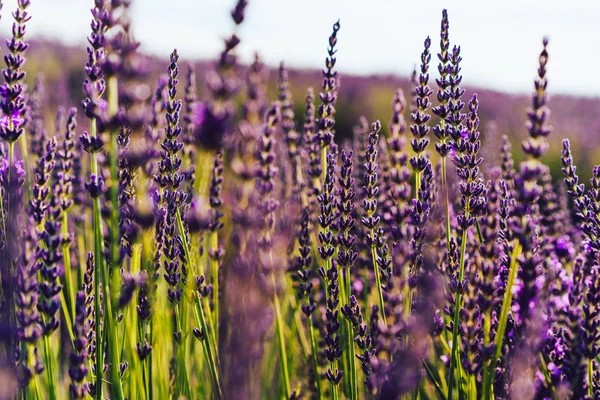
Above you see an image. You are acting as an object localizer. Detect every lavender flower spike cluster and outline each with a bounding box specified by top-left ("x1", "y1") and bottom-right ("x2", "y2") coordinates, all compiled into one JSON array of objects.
[{"x1": 2, "y1": 2, "x2": 600, "y2": 400}]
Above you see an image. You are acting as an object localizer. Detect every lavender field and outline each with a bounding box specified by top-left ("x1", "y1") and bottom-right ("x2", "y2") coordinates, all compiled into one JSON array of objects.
[{"x1": 2, "y1": 0, "x2": 600, "y2": 399}]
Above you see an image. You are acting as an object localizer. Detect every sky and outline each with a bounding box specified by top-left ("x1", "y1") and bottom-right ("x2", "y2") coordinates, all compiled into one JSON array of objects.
[{"x1": 4, "y1": 0, "x2": 600, "y2": 96}]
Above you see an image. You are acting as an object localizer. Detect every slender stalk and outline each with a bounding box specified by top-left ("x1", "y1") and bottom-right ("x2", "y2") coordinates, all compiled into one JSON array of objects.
[
  {"x1": 90, "y1": 118, "x2": 103, "y2": 400},
  {"x1": 272, "y1": 272, "x2": 291, "y2": 399},
  {"x1": 441, "y1": 156, "x2": 451, "y2": 251},
  {"x1": 415, "y1": 171, "x2": 421, "y2": 202},
  {"x1": 107, "y1": 76, "x2": 120, "y2": 271},
  {"x1": 343, "y1": 271, "x2": 357, "y2": 400},
  {"x1": 8, "y1": 141, "x2": 14, "y2": 185},
  {"x1": 370, "y1": 243, "x2": 387, "y2": 326},
  {"x1": 308, "y1": 318, "x2": 323, "y2": 399},
  {"x1": 483, "y1": 242, "x2": 522, "y2": 399},
  {"x1": 193, "y1": 148, "x2": 213, "y2": 196},
  {"x1": 148, "y1": 319, "x2": 154, "y2": 400},
  {"x1": 43, "y1": 334, "x2": 57, "y2": 400},
  {"x1": 172, "y1": 209, "x2": 192, "y2": 398},
  {"x1": 58, "y1": 290, "x2": 75, "y2": 345},
  {"x1": 100, "y1": 222, "x2": 125, "y2": 400},
  {"x1": 62, "y1": 212, "x2": 76, "y2": 320},
  {"x1": 193, "y1": 296, "x2": 223, "y2": 399},
  {"x1": 19, "y1": 134, "x2": 31, "y2": 201},
  {"x1": 589, "y1": 359, "x2": 594, "y2": 398},
  {"x1": 210, "y1": 230, "x2": 219, "y2": 347},
  {"x1": 423, "y1": 360, "x2": 447, "y2": 399},
  {"x1": 481, "y1": 313, "x2": 491, "y2": 400},
  {"x1": 321, "y1": 146, "x2": 328, "y2": 188},
  {"x1": 447, "y1": 226, "x2": 468, "y2": 399},
  {"x1": 176, "y1": 208, "x2": 223, "y2": 396}
]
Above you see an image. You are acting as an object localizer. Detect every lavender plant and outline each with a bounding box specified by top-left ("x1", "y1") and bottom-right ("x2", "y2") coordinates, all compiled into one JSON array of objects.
[{"x1": 2, "y1": 2, "x2": 599, "y2": 400}]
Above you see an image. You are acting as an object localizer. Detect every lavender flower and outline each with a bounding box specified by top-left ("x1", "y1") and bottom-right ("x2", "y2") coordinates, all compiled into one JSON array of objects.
[
  {"x1": 520, "y1": 37, "x2": 551, "y2": 205},
  {"x1": 387, "y1": 90, "x2": 413, "y2": 266},
  {"x1": 256, "y1": 103, "x2": 280, "y2": 254},
  {"x1": 28, "y1": 75, "x2": 46, "y2": 159},
  {"x1": 193, "y1": 0, "x2": 247, "y2": 150},
  {"x1": 453, "y1": 94, "x2": 485, "y2": 231},
  {"x1": 432, "y1": 10, "x2": 452, "y2": 158},
  {"x1": 156, "y1": 49, "x2": 186, "y2": 307},
  {"x1": 361, "y1": 121, "x2": 389, "y2": 322},
  {"x1": 278, "y1": 63, "x2": 303, "y2": 198},
  {"x1": 82, "y1": 0, "x2": 108, "y2": 122},
  {"x1": 304, "y1": 87, "x2": 321, "y2": 200},
  {"x1": 35, "y1": 138, "x2": 64, "y2": 336},
  {"x1": 337, "y1": 150, "x2": 358, "y2": 279},
  {"x1": 317, "y1": 20, "x2": 341, "y2": 150},
  {"x1": 319, "y1": 153, "x2": 343, "y2": 386},
  {"x1": 0, "y1": 0, "x2": 30, "y2": 144},
  {"x1": 409, "y1": 37, "x2": 433, "y2": 175},
  {"x1": 69, "y1": 292, "x2": 90, "y2": 399}
]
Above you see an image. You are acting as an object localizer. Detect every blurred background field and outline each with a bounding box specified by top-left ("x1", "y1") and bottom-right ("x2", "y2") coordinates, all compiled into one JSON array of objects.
[{"x1": 24, "y1": 38, "x2": 600, "y2": 184}]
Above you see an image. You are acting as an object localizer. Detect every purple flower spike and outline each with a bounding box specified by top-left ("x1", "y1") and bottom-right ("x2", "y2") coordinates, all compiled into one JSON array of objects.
[{"x1": 0, "y1": 0, "x2": 31, "y2": 144}]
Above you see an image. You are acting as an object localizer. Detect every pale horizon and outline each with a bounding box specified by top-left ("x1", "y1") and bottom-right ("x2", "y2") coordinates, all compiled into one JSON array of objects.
[{"x1": 3, "y1": 0, "x2": 599, "y2": 97}]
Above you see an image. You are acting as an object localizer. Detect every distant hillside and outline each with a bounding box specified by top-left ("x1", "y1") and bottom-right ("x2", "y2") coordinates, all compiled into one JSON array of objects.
[{"x1": 22, "y1": 38, "x2": 600, "y2": 180}]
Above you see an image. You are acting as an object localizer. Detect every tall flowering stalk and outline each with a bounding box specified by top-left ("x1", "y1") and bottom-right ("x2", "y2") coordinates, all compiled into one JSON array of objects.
[
  {"x1": 305, "y1": 87, "x2": 321, "y2": 202},
  {"x1": 432, "y1": 9, "x2": 455, "y2": 253},
  {"x1": 408, "y1": 159, "x2": 434, "y2": 316},
  {"x1": 317, "y1": 21, "x2": 340, "y2": 186},
  {"x1": 208, "y1": 150, "x2": 224, "y2": 344},
  {"x1": 319, "y1": 153, "x2": 343, "y2": 398},
  {"x1": 409, "y1": 37, "x2": 432, "y2": 200},
  {"x1": 447, "y1": 94, "x2": 485, "y2": 399},
  {"x1": 153, "y1": 49, "x2": 192, "y2": 398},
  {"x1": 294, "y1": 206, "x2": 322, "y2": 397},
  {"x1": 80, "y1": 1, "x2": 125, "y2": 398},
  {"x1": 279, "y1": 63, "x2": 304, "y2": 202},
  {"x1": 58, "y1": 108, "x2": 77, "y2": 323},
  {"x1": 388, "y1": 90, "x2": 413, "y2": 266},
  {"x1": 255, "y1": 103, "x2": 291, "y2": 398},
  {"x1": 361, "y1": 121, "x2": 388, "y2": 326},
  {"x1": 0, "y1": 0, "x2": 30, "y2": 190},
  {"x1": 338, "y1": 149, "x2": 358, "y2": 400},
  {"x1": 36, "y1": 138, "x2": 63, "y2": 400},
  {"x1": 69, "y1": 291, "x2": 91, "y2": 399}
]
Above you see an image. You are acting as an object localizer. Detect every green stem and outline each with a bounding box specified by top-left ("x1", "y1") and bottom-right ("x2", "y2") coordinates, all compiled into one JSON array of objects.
[
  {"x1": 210, "y1": 230, "x2": 219, "y2": 348},
  {"x1": 8, "y1": 141, "x2": 14, "y2": 185},
  {"x1": 62, "y1": 212, "x2": 76, "y2": 321},
  {"x1": 100, "y1": 234, "x2": 125, "y2": 400},
  {"x1": 590, "y1": 359, "x2": 594, "y2": 398},
  {"x1": 174, "y1": 307, "x2": 192, "y2": 398},
  {"x1": 345, "y1": 303, "x2": 357, "y2": 399},
  {"x1": 176, "y1": 208, "x2": 223, "y2": 398},
  {"x1": 193, "y1": 148, "x2": 213, "y2": 196},
  {"x1": 447, "y1": 226, "x2": 468, "y2": 400},
  {"x1": 370, "y1": 243, "x2": 387, "y2": 326},
  {"x1": 415, "y1": 171, "x2": 421, "y2": 202},
  {"x1": 148, "y1": 319, "x2": 154, "y2": 400},
  {"x1": 441, "y1": 156, "x2": 451, "y2": 252},
  {"x1": 90, "y1": 118, "x2": 103, "y2": 400},
  {"x1": 308, "y1": 318, "x2": 323, "y2": 399},
  {"x1": 58, "y1": 290, "x2": 75, "y2": 345},
  {"x1": 423, "y1": 360, "x2": 447, "y2": 399},
  {"x1": 331, "y1": 361, "x2": 340, "y2": 400},
  {"x1": 320, "y1": 146, "x2": 327, "y2": 188},
  {"x1": 272, "y1": 272, "x2": 291, "y2": 399},
  {"x1": 482, "y1": 313, "x2": 491, "y2": 400},
  {"x1": 107, "y1": 76, "x2": 120, "y2": 272},
  {"x1": 193, "y1": 296, "x2": 223, "y2": 399},
  {"x1": 19, "y1": 134, "x2": 31, "y2": 202},
  {"x1": 483, "y1": 242, "x2": 522, "y2": 399},
  {"x1": 43, "y1": 334, "x2": 57, "y2": 400}
]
